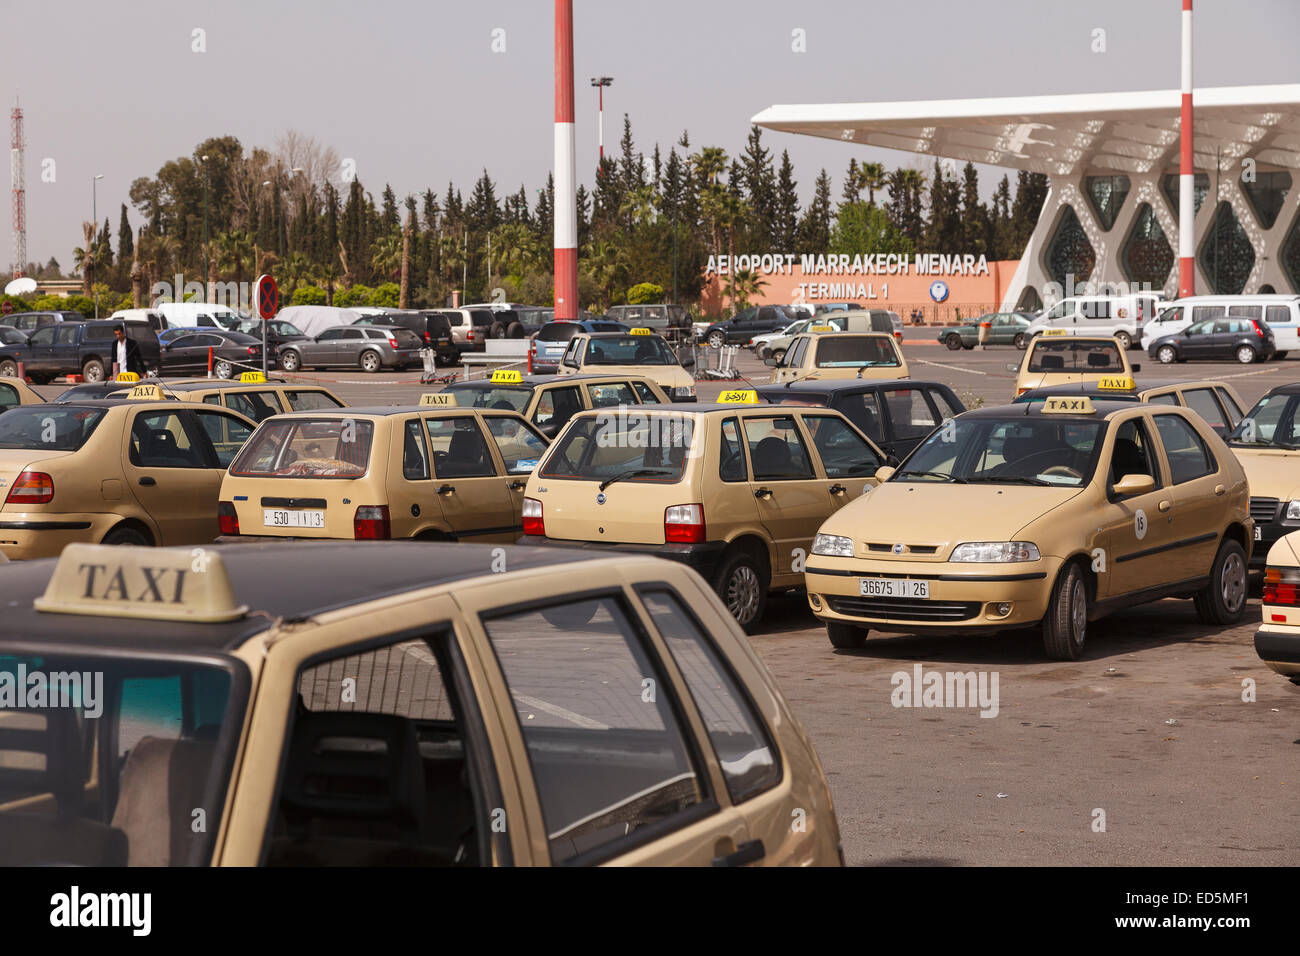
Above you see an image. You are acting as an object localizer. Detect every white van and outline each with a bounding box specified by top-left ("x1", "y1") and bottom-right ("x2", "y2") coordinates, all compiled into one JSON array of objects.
[
  {"x1": 108, "y1": 308, "x2": 169, "y2": 334},
  {"x1": 155, "y1": 302, "x2": 244, "y2": 331},
  {"x1": 1024, "y1": 293, "x2": 1164, "y2": 350},
  {"x1": 1140, "y1": 294, "x2": 1300, "y2": 357}
]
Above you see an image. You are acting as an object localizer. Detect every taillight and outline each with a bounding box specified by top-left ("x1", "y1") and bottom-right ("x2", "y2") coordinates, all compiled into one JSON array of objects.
[
  {"x1": 217, "y1": 501, "x2": 239, "y2": 536},
  {"x1": 387, "y1": 336, "x2": 399, "y2": 348},
  {"x1": 353, "y1": 505, "x2": 391, "y2": 539},
  {"x1": 1253, "y1": 321, "x2": 1266, "y2": 338},
  {"x1": 423, "y1": 330, "x2": 431, "y2": 343},
  {"x1": 247, "y1": 346, "x2": 257, "y2": 355},
  {"x1": 665, "y1": 503, "x2": 705, "y2": 544},
  {"x1": 522, "y1": 497, "x2": 544, "y2": 535},
  {"x1": 5, "y1": 471, "x2": 53, "y2": 505},
  {"x1": 1263, "y1": 566, "x2": 1300, "y2": 605}
]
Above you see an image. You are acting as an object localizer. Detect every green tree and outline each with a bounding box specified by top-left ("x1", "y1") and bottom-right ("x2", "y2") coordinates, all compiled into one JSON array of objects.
[
  {"x1": 627, "y1": 282, "x2": 664, "y2": 304},
  {"x1": 830, "y1": 202, "x2": 913, "y2": 256},
  {"x1": 797, "y1": 169, "x2": 833, "y2": 253},
  {"x1": 291, "y1": 284, "x2": 327, "y2": 306}
]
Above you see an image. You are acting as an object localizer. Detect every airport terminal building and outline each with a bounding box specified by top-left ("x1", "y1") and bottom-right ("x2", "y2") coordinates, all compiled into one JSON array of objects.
[{"x1": 754, "y1": 84, "x2": 1300, "y2": 311}]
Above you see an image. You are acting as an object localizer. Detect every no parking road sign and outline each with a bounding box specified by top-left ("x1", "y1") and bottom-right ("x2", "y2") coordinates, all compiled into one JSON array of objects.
[{"x1": 255, "y1": 274, "x2": 279, "y2": 320}]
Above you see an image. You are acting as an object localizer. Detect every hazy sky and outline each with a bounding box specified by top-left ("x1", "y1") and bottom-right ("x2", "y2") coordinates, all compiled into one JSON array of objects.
[{"x1": 5, "y1": 0, "x2": 1298, "y2": 269}]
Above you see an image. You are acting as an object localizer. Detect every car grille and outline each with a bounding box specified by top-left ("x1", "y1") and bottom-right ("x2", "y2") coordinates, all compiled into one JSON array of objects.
[
  {"x1": 826, "y1": 596, "x2": 980, "y2": 622},
  {"x1": 864, "y1": 543, "x2": 940, "y2": 555},
  {"x1": 1250, "y1": 497, "x2": 1279, "y2": 523}
]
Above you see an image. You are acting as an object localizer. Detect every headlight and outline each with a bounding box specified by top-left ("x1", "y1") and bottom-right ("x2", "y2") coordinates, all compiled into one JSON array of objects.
[
  {"x1": 672, "y1": 386, "x2": 696, "y2": 400},
  {"x1": 950, "y1": 541, "x2": 1041, "y2": 563},
  {"x1": 812, "y1": 533, "x2": 855, "y2": 557},
  {"x1": 1286, "y1": 500, "x2": 1300, "y2": 520}
]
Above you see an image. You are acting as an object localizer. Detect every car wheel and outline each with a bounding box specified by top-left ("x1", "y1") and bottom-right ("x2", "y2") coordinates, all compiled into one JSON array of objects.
[
  {"x1": 707, "y1": 331, "x2": 725, "y2": 349},
  {"x1": 506, "y1": 322, "x2": 524, "y2": 338},
  {"x1": 1193, "y1": 539, "x2": 1248, "y2": 625},
  {"x1": 756, "y1": 345, "x2": 771, "y2": 360},
  {"x1": 214, "y1": 360, "x2": 234, "y2": 379},
  {"x1": 945, "y1": 334, "x2": 963, "y2": 351},
  {"x1": 1236, "y1": 345, "x2": 1257, "y2": 365},
  {"x1": 102, "y1": 525, "x2": 151, "y2": 547},
  {"x1": 1114, "y1": 330, "x2": 1132, "y2": 350},
  {"x1": 1157, "y1": 345, "x2": 1177, "y2": 365},
  {"x1": 280, "y1": 350, "x2": 301, "y2": 372},
  {"x1": 81, "y1": 358, "x2": 106, "y2": 383},
  {"x1": 359, "y1": 349, "x2": 382, "y2": 373},
  {"x1": 1014, "y1": 332, "x2": 1027, "y2": 350},
  {"x1": 712, "y1": 549, "x2": 768, "y2": 632},
  {"x1": 1042, "y1": 562, "x2": 1088, "y2": 660},
  {"x1": 490, "y1": 322, "x2": 507, "y2": 339},
  {"x1": 826, "y1": 621, "x2": 868, "y2": 650},
  {"x1": 1273, "y1": 351, "x2": 1289, "y2": 360},
  {"x1": 0, "y1": 359, "x2": 17, "y2": 378}
]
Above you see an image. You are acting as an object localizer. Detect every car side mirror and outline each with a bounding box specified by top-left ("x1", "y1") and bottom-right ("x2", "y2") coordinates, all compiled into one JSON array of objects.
[
  {"x1": 764, "y1": 356, "x2": 780, "y2": 367},
  {"x1": 1130, "y1": 362, "x2": 1141, "y2": 372},
  {"x1": 1113, "y1": 473, "x2": 1155, "y2": 497},
  {"x1": 874, "y1": 465, "x2": 896, "y2": 482},
  {"x1": 885, "y1": 454, "x2": 901, "y2": 468}
]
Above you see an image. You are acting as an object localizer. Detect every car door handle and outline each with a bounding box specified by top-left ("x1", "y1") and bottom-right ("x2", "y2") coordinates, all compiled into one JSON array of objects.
[
  {"x1": 1214, "y1": 484, "x2": 1226, "y2": 496},
  {"x1": 508, "y1": 479, "x2": 527, "y2": 491},
  {"x1": 754, "y1": 487, "x2": 773, "y2": 499},
  {"x1": 828, "y1": 483, "x2": 847, "y2": 495},
  {"x1": 138, "y1": 476, "x2": 156, "y2": 486},
  {"x1": 712, "y1": 839, "x2": 766, "y2": 867},
  {"x1": 1158, "y1": 499, "x2": 1172, "y2": 513},
  {"x1": 436, "y1": 484, "x2": 455, "y2": 495}
]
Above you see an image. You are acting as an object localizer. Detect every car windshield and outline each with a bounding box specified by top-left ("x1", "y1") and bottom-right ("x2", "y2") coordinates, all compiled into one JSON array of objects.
[
  {"x1": 443, "y1": 384, "x2": 532, "y2": 412},
  {"x1": 895, "y1": 416, "x2": 1105, "y2": 487},
  {"x1": 0, "y1": 406, "x2": 107, "y2": 450},
  {"x1": 1227, "y1": 393, "x2": 1300, "y2": 448},
  {"x1": 229, "y1": 418, "x2": 374, "y2": 477},
  {"x1": 0, "y1": 651, "x2": 242, "y2": 866},
  {"x1": 814, "y1": 337, "x2": 900, "y2": 368},
  {"x1": 1027, "y1": 340, "x2": 1124, "y2": 373},
  {"x1": 584, "y1": 335, "x2": 677, "y2": 365},
  {"x1": 539, "y1": 412, "x2": 696, "y2": 483}
]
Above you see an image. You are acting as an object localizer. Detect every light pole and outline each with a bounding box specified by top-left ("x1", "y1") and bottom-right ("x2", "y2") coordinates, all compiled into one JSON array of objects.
[
  {"x1": 590, "y1": 76, "x2": 613, "y2": 164},
  {"x1": 201, "y1": 154, "x2": 210, "y2": 302},
  {"x1": 92, "y1": 174, "x2": 104, "y2": 318}
]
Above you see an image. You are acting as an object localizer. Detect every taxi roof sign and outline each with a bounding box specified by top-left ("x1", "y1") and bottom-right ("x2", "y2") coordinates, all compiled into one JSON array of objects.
[
  {"x1": 127, "y1": 383, "x2": 165, "y2": 400},
  {"x1": 1040, "y1": 329, "x2": 1070, "y2": 336},
  {"x1": 629, "y1": 327, "x2": 651, "y2": 335},
  {"x1": 490, "y1": 369, "x2": 524, "y2": 384},
  {"x1": 419, "y1": 392, "x2": 458, "y2": 406},
  {"x1": 115, "y1": 372, "x2": 140, "y2": 384},
  {"x1": 809, "y1": 325, "x2": 835, "y2": 332},
  {"x1": 719, "y1": 389, "x2": 758, "y2": 404},
  {"x1": 1042, "y1": 396, "x2": 1097, "y2": 414},
  {"x1": 240, "y1": 371, "x2": 267, "y2": 383},
  {"x1": 1097, "y1": 376, "x2": 1136, "y2": 390},
  {"x1": 34, "y1": 544, "x2": 249, "y2": 623}
]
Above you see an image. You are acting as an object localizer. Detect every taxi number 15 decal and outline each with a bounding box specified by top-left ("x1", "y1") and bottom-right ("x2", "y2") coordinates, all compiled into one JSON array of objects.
[{"x1": 1134, "y1": 508, "x2": 1148, "y2": 540}]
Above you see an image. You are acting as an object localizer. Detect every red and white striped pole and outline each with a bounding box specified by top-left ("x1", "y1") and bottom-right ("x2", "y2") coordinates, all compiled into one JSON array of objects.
[
  {"x1": 1178, "y1": 0, "x2": 1195, "y2": 297},
  {"x1": 554, "y1": 0, "x2": 578, "y2": 321}
]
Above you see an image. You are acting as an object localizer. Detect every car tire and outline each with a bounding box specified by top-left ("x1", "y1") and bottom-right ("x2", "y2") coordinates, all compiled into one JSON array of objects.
[
  {"x1": 707, "y1": 331, "x2": 725, "y2": 349},
  {"x1": 1156, "y1": 345, "x2": 1178, "y2": 365},
  {"x1": 280, "y1": 350, "x2": 301, "y2": 372},
  {"x1": 826, "y1": 621, "x2": 868, "y2": 650},
  {"x1": 359, "y1": 350, "x2": 382, "y2": 373},
  {"x1": 945, "y1": 334, "x2": 963, "y2": 351},
  {"x1": 1042, "y1": 562, "x2": 1088, "y2": 660},
  {"x1": 214, "y1": 360, "x2": 234, "y2": 379},
  {"x1": 1274, "y1": 351, "x2": 1289, "y2": 360},
  {"x1": 81, "y1": 358, "x2": 106, "y2": 383},
  {"x1": 0, "y1": 359, "x2": 17, "y2": 378},
  {"x1": 712, "y1": 548, "x2": 769, "y2": 633},
  {"x1": 1014, "y1": 332, "x2": 1027, "y2": 350},
  {"x1": 756, "y1": 345, "x2": 771, "y2": 360},
  {"x1": 102, "y1": 525, "x2": 151, "y2": 547},
  {"x1": 490, "y1": 322, "x2": 507, "y2": 339},
  {"x1": 1236, "y1": 345, "x2": 1257, "y2": 365},
  {"x1": 1114, "y1": 330, "x2": 1132, "y2": 350},
  {"x1": 1193, "y1": 539, "x2": 1248, "y2": 625},
  {"x1": 507, "y1": 321, "x2": 525, "y2": 338}
]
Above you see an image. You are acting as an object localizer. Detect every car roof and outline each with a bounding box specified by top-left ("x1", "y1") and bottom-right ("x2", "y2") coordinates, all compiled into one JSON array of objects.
[
  {"x1": 266, "y1": 405, "x2": 528, "y2": 418},
  {"x1": 755, "y1": 379, "x2": 948, "y2": 395},
  {"x1": 1265, "y1": 382, "x2": 1300, "y2": 396},
  {"x1": 158, "y1": 380, "x2": 302, "y2": 392},
  {"x1": 963, "y1": 399, "x2": 1147, "y2": 421},
  {"x1": 0, "y1": 543, "x2": 597, "y2": 654}
]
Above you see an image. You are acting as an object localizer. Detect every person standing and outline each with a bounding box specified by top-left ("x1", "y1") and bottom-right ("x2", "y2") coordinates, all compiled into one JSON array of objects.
[{"x1": 113, "y1": 324, "x2": 145, "y2": 378}]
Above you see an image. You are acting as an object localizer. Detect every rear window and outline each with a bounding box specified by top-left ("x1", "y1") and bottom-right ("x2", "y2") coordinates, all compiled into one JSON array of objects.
[
  {"x1": 584, "y1": 335, "x2": 677, "y2": 365},
  {"x1": 1027, "y1": 340, "x2": 1124, "y2": 373},
  {"x1": 284, "y1": 389, "x2": 344, "y2": 411},
  {"x1": 468, "y1": 310, "x2": 494, "y2": 327},
  {"x1": 539, "y1": 412, "x2": 696, "y2": 484},
  {"x1": 814, "y1": 337, "x2": 900, "y2": 368},
  {"x1": 229, "y1": 418, "x2": 374, "y2": 477},
  {"x1": 537, "y1": 322, "x2": 580, "y2": 342},
  {"x1": 0, "y1": 406, "x2": 106, "y2": 451}
]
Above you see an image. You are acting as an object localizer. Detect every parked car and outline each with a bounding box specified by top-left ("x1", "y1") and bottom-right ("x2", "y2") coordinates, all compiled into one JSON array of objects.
[
  {"x1": 811, "y1": 302, "x2": 865, "y2": 316},
  {"x1": 0, "y1": 320, "x2": 161, "y2": 383},
  {"x1": 821, "y1": 309, "x2": 904, "y2": 341},
  {"x1": 277, "y1": 324, "x2": 422, "y2": 372},
  {"x1": 1025, "y1": 293, "x2": 1164, "y2": 350},
  {"x1": 160, "y1": 329, "x2": 274, "y2": 378},
  {"x1": 700, "y1": 305, "x2": 803, "y2": 348},
  {"x1": 155, "y1": 302, "x2": 243, "y2": 331},
  {"x1": 604, "y1": 304, "x2": 694, "y2": 341},
  {"x1": 938, "y1": 311, "x2": 1035, "y2": 350},
  {"x1": 0, "y1": 310, "x2": 81, "y2": 333},
  {"x1": 353, "y1": 311, "x2": 456, "y2": 365},
  {"x1": 753, "y1": 319, "x2": 812, "y2": 361},
  {"x1": 1149, "y1": 315, "x2": 1275, "y2": 365},
  {"x1": 1139, "y1": 294, "x2": 1300, "y2": 356},
  {"x1": 530, "y1": 319, "x2": 629, "y2": 374},
  {"x1": 234, "y1": 317, "x2": 310, "y2": 352}
]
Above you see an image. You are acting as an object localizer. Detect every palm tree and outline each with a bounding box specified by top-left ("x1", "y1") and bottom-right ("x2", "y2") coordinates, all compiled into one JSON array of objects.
[
  {"x1": 716, "y1": 193, "x2": 748, "y2": 309},
  {"x1": 725, "y1": 269, "x2": 767, "y2": 311},
  {"x1": 74, "y1": 222, "x2": 97, "y2": 294},
  {"x1": 860, "y1": 162, "x2": 887, "y2": 206},
  {"x1": 370, "y1": 234, "x2": 402, "y2": 283},
  {"x1": 619, "y1": 185, "x2": 657, "y2": 229},
  {"x1": 399, "y1": 211, "x2": 413, "y2": 309},
  {"x1": 581, "y1": 239, "x2": 629, "y2": 311},
  {"x1": 215, "y1": 230, "x2": 254, "y2": 291},
  {"x1": 279, "y1": 253, "x2": 315, "y2": 299},
  {"x1": 691, "y1": 147, "x2": 729, "y2": 256}
]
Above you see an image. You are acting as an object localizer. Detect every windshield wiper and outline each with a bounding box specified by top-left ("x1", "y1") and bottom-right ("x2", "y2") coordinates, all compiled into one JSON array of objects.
[
  {"x1": 598, "y1": 468, "x2": 671, "y2": 491},
  {"x1": 895, "y1": 470, "x2": 966, "y2": 483},
  {"x1": 966, "y1": 475, "x2": 1055, "y2": 486}
]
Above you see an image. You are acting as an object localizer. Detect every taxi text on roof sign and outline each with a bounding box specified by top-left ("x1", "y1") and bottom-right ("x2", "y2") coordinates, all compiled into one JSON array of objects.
[
  {"x1": 34, "y1": 543, "x2": 249, "y2": 623},
  {"x1": 1040, "y1": 329, "x2": 1070, "y2": 336},
  {"x1": 1042, "y1": 396, "x2": 1097, "y2": 414},
  {"x1": 419, "y1": 392, "x2": 458, "y2": 406},
  {"x1": 127, "y1": 383, "x2": 165, "y2": 400},
  {"x1": 719, "y1": 389, "x2": 758, "y2": 404},
  {"x1": 115, "y1": 372, "x2": 139, "y2": 384},
  {"x1": 1097, "y1": 376, "x2": 1136, "y2": 390},
  {"x1": 490, "y1": 369, "x2": 523, "y2": 384},
  {"x1": 629, "y1": 327, "x2": 651, "y2": 336},
  {"x1": 240, "y1": 371, "x2": 267, "y2": 383},
  {"x1": 809, "y1": 325, "x2": 835, "y2": 332}
]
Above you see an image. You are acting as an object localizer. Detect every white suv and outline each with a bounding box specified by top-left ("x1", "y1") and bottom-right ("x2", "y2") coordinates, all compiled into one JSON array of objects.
[{"x1": 1025, "y1": 293, "x2": 1164, "y2": 350}]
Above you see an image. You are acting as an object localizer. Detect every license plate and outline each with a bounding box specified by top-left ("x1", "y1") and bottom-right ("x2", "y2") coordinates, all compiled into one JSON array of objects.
[
  {"x1": 1255, "y1": 526, "x2": 1262, "y2": 541},
  {"x1": 264, "y1": 509, "x2": 325, "y2": 529},
  {"x1": 859, "y1": 578, "x2": 930, "y2": 599}
]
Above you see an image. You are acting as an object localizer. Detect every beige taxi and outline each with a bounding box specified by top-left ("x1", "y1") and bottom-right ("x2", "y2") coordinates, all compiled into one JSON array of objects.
[
  {"x1": 442, "y1": 368, "x2": 671, "y2": 438},
  {"x1": 1255, "y1": 532, "x2": 1300, "y2": 684},
  {"x1": 1219, "y1": 382, "x2": 1300, "y2": 567},
  {"x1": 104, "y1": 373, "x2": 346, "y2": 423},
  {"x1": 518, "y1": 390, "x2": 888, "y2": 630},
  {"x1": 0, "y1": 541, "x2": 843, "y2": 866},
  {"x1": 218, "y1": 400, "x2": 549, "y2": 542},
  {"x1": 805, "y1": 396, "x2": 1251, "y2": 659},
  {"x1": 556, "y1": 329, "x2": 697, "y2": 402},
  {"x1": 0, "y1": 375, "x2": 45, "y2": 411},
  {"x1": 1010, "y1": 332, "x2": 1139, "y2": 398},
  {"x1": 0, "y1": 389, "x2": 256, "y2": 559},
  {"x1": 765, "y1": 331, "x2": 909, "y2": 384}
]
